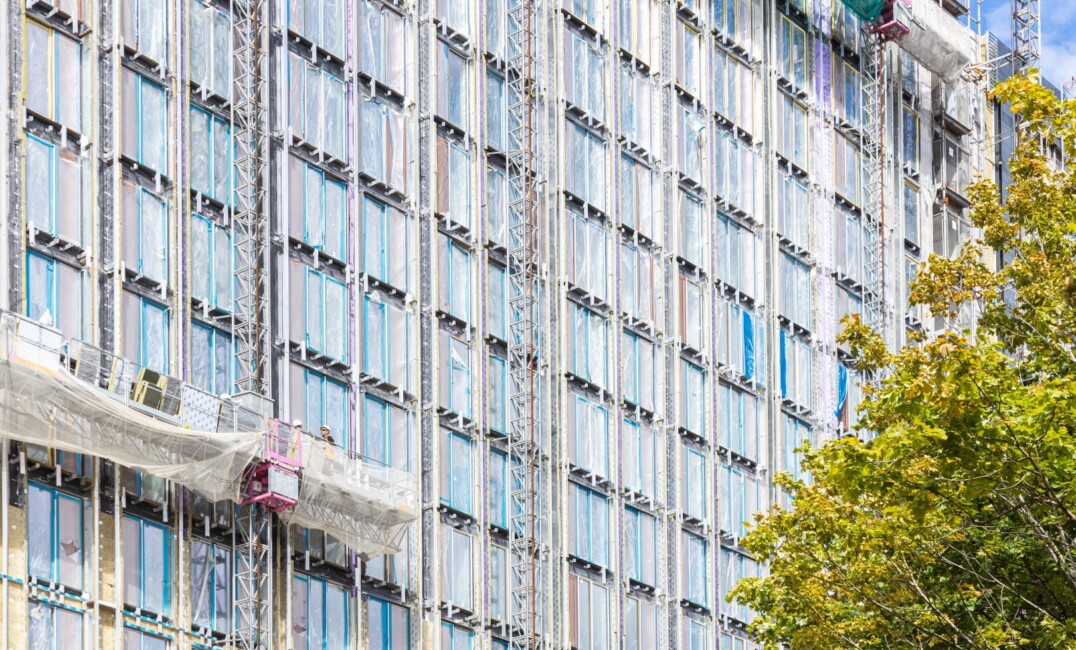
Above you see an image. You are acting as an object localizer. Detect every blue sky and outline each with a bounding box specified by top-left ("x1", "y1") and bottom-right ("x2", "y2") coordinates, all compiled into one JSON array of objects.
[{"x1": 981, "y1": 0, "x2": 1075, "y2": 86}]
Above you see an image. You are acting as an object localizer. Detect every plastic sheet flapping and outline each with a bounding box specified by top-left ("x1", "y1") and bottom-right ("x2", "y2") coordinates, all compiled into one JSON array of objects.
[
  {"x1": 283, "y1": 435, "x2": 417, "y2": 560},
  {"x1": 0, "y1": 316, "x2": 262, "y2": 502}
]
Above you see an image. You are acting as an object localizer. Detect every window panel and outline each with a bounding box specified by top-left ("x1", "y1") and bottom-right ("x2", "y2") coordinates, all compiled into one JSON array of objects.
[
  {"x1": 29, "y1": 600, "x2": 83, "y2": 650},
  {"x1": 904, "y1": 181, "x2": 919, "y2": 245},
  {"x1": 360, "y1": 0, "x2": 409, "y2": 92},
  {"x1": 622, "y1": 419, "x2": 656, "y2": 497},
  {"x1": 435, "y1": 138, "x2": 473, "y2": 229},
  {"x1": 682, "y1": 532, "x2": 708, "y2": 607},
  {"x1": 779, "y1": 253, "x2": 811, "y2": 329},
  {"x1": 567, "y1": 213, "x2": 607, "y2": 300},
  {"x1": 682, "y1": 361, "x2": 705, "y2": 437},
  {"x1": 439, "y1": 428, "x2": 473, "y2": 514},
  {"x1": 362, "y1": 195, "x2": 411, "y2": 291},
  {"x1": 27, "y1": 484, "x2": 83, "y2": 590},
  {"x1": 190, "y1": 214, "x2": 233, "y2": 311},
  {"x1": 778, "y1": 16, "x2": 806, "y2": 91},
  {"x1": 292, "y1": 575, "x2": 348, "y2": 650},
  {"x1": 567, "y1": 303, "x2": 608, "y2": 388},
  {"x1": 291, "y1": 160, "x2": 347, "y2": 261},
  {"x1": 679, "y1": 192, "x2": 704, "y2": 267},
  {"x1": 619, "y1": 66, "x2": 657, "y2": 153},
  {"x1": 437, "y1": 235, "x2": 472, "y2": 322},
  {"x1": 676, "y1": 20, "x2": 701, "y2": 96},
  {"x1": 625, "y1": 507, "x2": 656, "y2": 586},
  {"x1": 122, "y1": 71, "x2": 168, "y2": 173},
  {"x1": 190, "y1": 323, "x2": 233, "y2": 395},
  {"x1": 778, "y1": 173, "x2": 809, "y2": 250},
  {"x1": 25, "y1": 22, "x2": 83, "y2": 132},
  {"x1": 189, "y1": 2, "x2": 231, "y2": 99},
  {"x1": 618, "y1": 155, "x2": 660, "y2": 243},
  {"x1": 438, "y1": 331, "x2": 472, "y2": 418},
  {"x1": 569, "y1": 396, "x2": 609, "y2": 478},
  {"x1": 564, "y1": 0, "x2": 603, "y2": 27},
  {"x1": 121, "y1": 0, "x2": 167, "y2": 62},
  {"x1": 683, "y1": 447, "x2": 707, "y2": 521},
  {"x1": 25, "y1": 252, "x2": 86, "y2": 341},
  {"x1": 123, "y1": 517, "x2": 170, "y2": 615},
  {"x1": 440, "y1": 527, "x2": 473, "y2": 609},
  {"x1": 566, "y1": 123, "x2": 606, "y2": 211},
  {"x1": 619, "y1": 0, "x2": 659, "y2": 66},
  {"x1": 679, "y1": 108, "x2": 704, "y2": 182},
  {"x1": 566, "y1": 30, "x2": 605, "y2": 120},
  {"x1": 289, "y1": 55, "x2": 346, "y2": 159},
  {"x1": 624, "y1": 595, "x2": 657, "y2": 650},
  {"x1": 363, "y1": 295, "x2": 412, "y2": 390},
  {"x1": 569, "y1": 484, "x2": 609, "y2": 567},
  {"x1": 191, "y1": 538, "x2": 232, "y2": 633},
  {"x1": 122, "y1": 293, "x2": 170, "y2": 374},
  {"x1": 437, "y1": 42, "x2": 469, "y2": 128},
  {"x1": 778, "y1": 93, "x2": 808, "y2": 170},
  {"x1": 368, "y1": 596, "x2": 409, "y2": 650}
]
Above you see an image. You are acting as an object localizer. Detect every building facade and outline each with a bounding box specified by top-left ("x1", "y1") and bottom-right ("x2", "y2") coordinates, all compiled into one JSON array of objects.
[{"x1": 0, "y1": 0, "x2": 982, "y2": 648}]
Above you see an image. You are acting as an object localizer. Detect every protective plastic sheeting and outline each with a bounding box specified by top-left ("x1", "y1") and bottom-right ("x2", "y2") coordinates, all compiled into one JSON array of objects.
[
  {"x1": 894, "y1": 1, "x2": 977, "y2": 80},
  {"x1": 284, "y1": 436, "x2": 417, "y2": 559},
  {"x1": 0, "y1": 314, "x2": 263, "y2": 502}
]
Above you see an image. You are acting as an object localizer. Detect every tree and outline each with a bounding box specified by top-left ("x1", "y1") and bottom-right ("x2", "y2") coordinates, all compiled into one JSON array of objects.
[{"x1": 730, "y1": 74, "x2": 1076, "y2": 649}]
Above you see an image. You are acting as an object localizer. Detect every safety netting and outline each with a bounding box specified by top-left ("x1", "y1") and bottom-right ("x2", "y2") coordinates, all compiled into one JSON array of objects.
[
  {"x1": 0, "y1": 312, "x2": 418, "y2": 559},
  {"x1": 893, "y1": 0, "x2": 977, "y2": 80},
  {"x1": 841, "y1": 0, "x2": 886, "y2": 22},
  {"x1": 283, "y1": 435, "x2": 417, "y2": 559},
  {"x1": 0, "y1": 313, "x2": 262, "y2": 502}
]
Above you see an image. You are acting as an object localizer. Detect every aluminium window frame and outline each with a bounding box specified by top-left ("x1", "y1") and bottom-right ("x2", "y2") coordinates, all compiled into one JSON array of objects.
[
  {"x1": 190, "y1": 536, "x2": 233, "y2": 634},
  {"x1": 27, "y1": 482, "x2": 84, "y2": 590},
  {"x1": 189, "y1": 212, "x2": 233, "y2": 311},
  {"x1": 189, "y1": 0, "x2": 231, "y2": 99},
  {"x1": 439, "y1": 526, "x2": 474, "y2": 610},
  {"x1": 569, "y1": 482, "x2": 610, "y2": 567},
  {"x1": 362, "y1": 394, "x2": 413, "y2": 471},
  {"x1": 25, "y1": 19, "x2": 82, "y2": 131},
  {"x1": 189, "y1": 321, "x2": 235, "y2": 395},
  {"x1": 682, "y1": 446, "x2": 707, "y2": 522},
  {"x1": 303, "y1": 266, "x2": 348, "y2": 362},
  {"x1": 569, "y1": 571, "x2": 610, "y2": 650},
  {"x1": 28, "y1": 599, "x2": 83, "y2": 649},
  {"x1": 439, "y1": 428, "x2": 473, "y2": 515},
  {"x1": 367, "y1": 595, "x2": 410, "y2": 650},
  {"x1": 122, "y1": 516, "x2": 171, "y2": 616},
  {"x1": 121, "y1": 0, "x2": 168, "y2": 63},
  {"x1": 124, "y1": 70, "x2": 168, "y2": 173},
  {"x1": 292, "y1": 573, "x2": 350, "y2": 650}
]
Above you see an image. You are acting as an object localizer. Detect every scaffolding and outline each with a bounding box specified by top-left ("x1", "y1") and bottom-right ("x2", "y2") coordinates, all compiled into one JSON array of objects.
[
  {"x1": 860, "y1": 28, "x2": 888, "y2": 340},
  {"x1": 0, "y1": 310, "x2": 416, "y2": 643},
  {"x1": 506, "y1": 0, "x2": 542, "y2": 647},
  {"x1": 1011, "y1": 0, "x2": 1041, "y2": 76}
]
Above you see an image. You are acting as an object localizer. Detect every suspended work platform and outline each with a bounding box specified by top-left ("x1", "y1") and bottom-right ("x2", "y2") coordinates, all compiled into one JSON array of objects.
[
  {"x1": 850, "y1": 0, "x2": 978, "y2": 79},
  {"x1": 0, "y1": 311, "x2": 416, "y2": 558}
]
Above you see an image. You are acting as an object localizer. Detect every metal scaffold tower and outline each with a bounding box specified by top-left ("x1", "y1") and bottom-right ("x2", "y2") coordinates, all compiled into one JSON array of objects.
[
  {"x1": 1011, "y1": 0, "x2": 1040, "y2": 75},
  {"x1": 506, "y1": 0, "x2": 542, "y2": 647},
  {"x1": 860, "y1": 29, "x2": 888, "y2": 340},
  {"x1": 231, "y1": 0, "x2": 270, "y2": 643}
]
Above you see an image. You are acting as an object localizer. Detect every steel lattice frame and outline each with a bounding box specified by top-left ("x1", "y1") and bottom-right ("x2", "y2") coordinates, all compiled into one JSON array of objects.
[
  {"x1": 1011, "y1": 0, "x2": 1040, "y2": 76},
  {"x1": 860, "y1": 31, "x2": 888, "y2": 341},
  {"x1": 234, "y1": 505, "x2": 270, "y2": 650},
  {"x1": 231, "y1": 0, "x2": 268, "y2": 398},
  {"x1": 506, "y1": 0, "x2": 542, "y2": 648},
  {"x1": 231, "y1": 0, "x2": 269, "y2": 645}
]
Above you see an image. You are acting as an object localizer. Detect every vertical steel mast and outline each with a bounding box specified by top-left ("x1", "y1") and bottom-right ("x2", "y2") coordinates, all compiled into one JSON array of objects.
[
  {"x1": 231, "y1": 0, "x2": 269, "y2": 644},
  {"x1": 506, "y1": 0, "x2": 542, "y2": 647},
  {"x1": 1011, "y1": 0, "x2": 1041, "y2": 76},
  {"x1": 861, "y1": 30, "x2": 888, "y2": 341}
]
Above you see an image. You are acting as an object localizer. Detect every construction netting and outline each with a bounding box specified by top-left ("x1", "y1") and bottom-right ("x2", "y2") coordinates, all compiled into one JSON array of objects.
[
  {"x1": 0, "y1": 312, "x2": 418, "y2": 558},
  {"x1": 893, "y1": 0, "x2": 977, "y2": 80},
  {"x1": 840, "y1": 0, "x2": 886, "y2": 22},
  {"x1": 283, "y1": 435, "x2": 416, "y2": 559},
  {"x1": 0, "y1": 313, "x2": 263, "y2": 502}
]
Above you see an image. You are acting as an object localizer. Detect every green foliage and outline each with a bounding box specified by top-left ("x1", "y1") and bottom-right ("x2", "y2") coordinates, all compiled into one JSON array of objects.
[{"x1": 731, "y1": 74, "x2": 1076, "y2": 649}]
